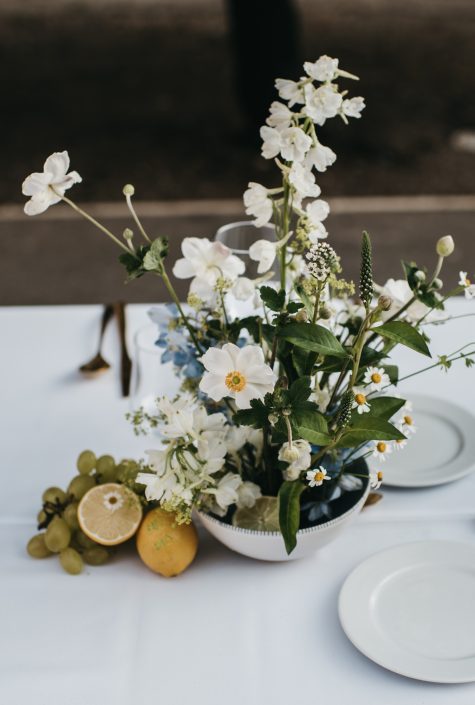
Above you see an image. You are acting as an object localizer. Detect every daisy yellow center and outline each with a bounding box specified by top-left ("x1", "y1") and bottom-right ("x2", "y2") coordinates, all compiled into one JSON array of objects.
[
  {"x1": 225, "y1": 370, "x2": 247, "y2": 392},
  {"x1": 314, "y1": 471, "x2": 325, "y2": 482},
  {"x1": 404, "y1": 415, "x2": 413, "y2": 425},
  {"x1": 464, "y1": 276, "x2": 471, "y2": 286},
  {"x1": 376, "y1": 442, "x2": 387, "y2": 453},
  {"x1": 371, "y1": 372, "x2": 382, "y2": 383},
  {"x1": 355, "y1": 393, "x2": 366, "y2": 405},
  {"x1": 377, "y1": 471, "x2": 383, "y2": 481}
]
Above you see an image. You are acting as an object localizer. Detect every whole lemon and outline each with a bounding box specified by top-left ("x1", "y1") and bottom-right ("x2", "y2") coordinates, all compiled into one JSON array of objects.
[{"x1": 136, "y1": 508, "x2": 198, "y2": 577}]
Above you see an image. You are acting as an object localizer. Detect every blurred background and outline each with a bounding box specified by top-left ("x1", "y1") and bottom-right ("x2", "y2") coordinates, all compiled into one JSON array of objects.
[{"x1": 1, "y1": 0, "x2": 474, "y2": 304}]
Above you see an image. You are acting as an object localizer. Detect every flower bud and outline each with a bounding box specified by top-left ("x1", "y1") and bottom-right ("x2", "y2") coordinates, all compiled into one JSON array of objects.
[
  {"x1": 268, "y1": 413, "x2": 279, "y2": 426},
  {"x1": 123, "y1": 228, "x2": 133, "y2": 240},
  {"x1": 122, "y1": 184, "x2": 135, "y2": 197},
  {"x1": 281, "y1": 446, "x2": 300, "y2": 463},
  {"x1": 295, "y1": 309, "x2": 308, "y2": 323},
  {"x1": 432, "y1": 277, "x2": 443, "y2": 290},
  {"x1": 436, "y1": 235, "x2": 454, "y2": 257},
  {"x1": 281, "y1": 408, "x2": 291, "y2": 417},
  {"x1": 414, "y1": 270, "x2": 426, "y2": 283},
  {"x1": 378, "y1": 295, "x2": 393, "y2": 311},
  {"x1": 283, "y1": 466, "x2": 300, "y2": 481},
  {"x1": 319, "y1": 305, "x2": 332, "y2": 320}
]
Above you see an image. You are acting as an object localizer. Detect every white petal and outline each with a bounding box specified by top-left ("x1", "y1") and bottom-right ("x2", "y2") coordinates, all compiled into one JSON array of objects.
[
  {"x1": 24, "y1": 193, "x2": 52, "y2": 216},
  {"x1": 22, "y1": 172, "x2": 51, "y2": 196},
  {"x1": 43, "y1": 151, "x2": 70, "y2": 179},
  {"x1": 199, "y1": 373, "x2": 229, "y2": 402},
  {"x1": 200, "y1": 346, "x2": 234, "y2": 375},
  {"x1": 172, "y1": 257, "x2": 197, "y2": 279}
]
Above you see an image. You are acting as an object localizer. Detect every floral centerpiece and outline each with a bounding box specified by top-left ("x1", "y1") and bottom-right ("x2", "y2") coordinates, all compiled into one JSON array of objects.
[{"x1": 23, "y1": 56, "x2": 474, "y2": 558}]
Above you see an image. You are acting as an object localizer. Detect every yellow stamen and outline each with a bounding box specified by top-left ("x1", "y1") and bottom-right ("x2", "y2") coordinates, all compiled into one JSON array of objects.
[
  {"x1": 377, "y1": 471, "x2": 383, "y2": 481},
  {"x1": 225, "y1": 370, "x2": 247, "y2": 392},
  {"x1": 376, "y1": 442, "x2": 387, "y2": 453},
  {"x1": 371, "y1": 372, "x2": 382, "y2": 384},
  {"x1": 314, "y1": 471, "x2": 325, "y2": 483},
  {"x1": 404, "y1": 415, "x2": 413, "y2": 425},
  {"x1": 355, "y1": 393, "x2": 366, "y2": 405}
]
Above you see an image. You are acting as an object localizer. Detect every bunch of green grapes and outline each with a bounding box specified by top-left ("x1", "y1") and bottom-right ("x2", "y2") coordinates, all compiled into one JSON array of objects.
[{"x1": 27, "y1": 450, "x2": 143, "y2": 575}]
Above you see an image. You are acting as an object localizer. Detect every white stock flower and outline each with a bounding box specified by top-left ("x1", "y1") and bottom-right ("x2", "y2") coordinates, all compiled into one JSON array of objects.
[
  {"x1": 303, "y1": 84, "x2": 342, "y2": 125},
  {"x1": 288, "y1": 162, "x2": 321, "y2": 203},
  {"x1": 244, "y1": 182, "x2": 273, "y2": 226},
  {"x1": 22, "y1": 151, "x2": 82, "y2": 216},
  {"x1": 249, "y1": 239, "x2": 280, "y2": 273},
  {"x1": 236, "y1": 481, "x2": 262, "y2": 508},
  {"x1": 342, "y1": 97, "x2": 365, "y2": 118},
  {"x1": 306, "y1": 466, "x2": 331, "y2": 488},
  {"x1": 306, "y1": 199, "x2": 330, "y2": 223},
  {"x1": 459, "y1": 271, "x2": 475, "y2": 299},
  {"x1": 305, "y1": 142, "x2": 337, "y2": 172},
  {"x1": 173, "y1": 237, "x2": 245, "y2": 301},
  {"x1": 279, "y1": 439, "x2": 312, "y2": 480},
  {"x1": 279, "y1": 127, "x2": 313, "y2": 162},
  {"x1": 260, "y1": 126, "x2": 282, "y2": 159},
  {"x1": 266, "y1": 101, "x2": 293, "y2": 129},
  {"x1": 363, "y1": 366, "x2": 390, "y2": 392},
  {"x1": 275, "y1": 78, "x2": 304, "y2": 106},
  {"x1": 199, "y1": 343, "x2": 276, "y2": 409},
  {"x1": 304, "y1": 55, "x2": 339, "y2": 82}
]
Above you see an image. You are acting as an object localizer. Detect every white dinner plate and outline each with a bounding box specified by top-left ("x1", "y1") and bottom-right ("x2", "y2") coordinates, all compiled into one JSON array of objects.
[
  {"x1": 370, "y1": 394, "x2": 475, "y2": 487},
  {"x1": 339, "y1": 541, "x2": 475, "y2": 683}
]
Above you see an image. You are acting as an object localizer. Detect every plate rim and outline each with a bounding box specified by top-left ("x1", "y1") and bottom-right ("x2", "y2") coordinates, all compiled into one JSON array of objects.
[
  {"x1": 372, "y1": 393, "x2": 475, "y2": 488},
  {"x1": 338, "y1": 540, "x2": 475, "y2": 683}
]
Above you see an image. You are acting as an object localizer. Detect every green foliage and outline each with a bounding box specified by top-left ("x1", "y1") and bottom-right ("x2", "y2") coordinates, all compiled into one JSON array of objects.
[
  {"x1": 260, "y1": 286, "x2": 286, "y2": 312},
  {"x1": 233, "y1": 398, "x2": 270, "y2": 429},
  {"x1": 143, "y1": 237, "x2": 169, "y2": 271},
  {"x1": 292, "y1": 403, "x2": 331, "y2": 445},
  {"x1": 356, "y1": 396, "x2": 405, "y2": 421},
  {"x1": 376, "y1": 321, "x2": 431, "y2": 357},
  {"x1": 338, "y1": 416, "x2": 406, "y2": 447},
  {"x1": 278, "y1": 481, "x2": 305, "y2": 554},
  {"x1": 279, "y1": 321, "x2": 348, "y2": 357},
  {"x1": 287, "y1": 377, "x2": 312, "y2": 405}
]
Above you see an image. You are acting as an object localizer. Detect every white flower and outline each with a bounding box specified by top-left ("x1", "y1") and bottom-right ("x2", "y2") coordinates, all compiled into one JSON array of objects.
[
  {"x1": 306, "y1": 466, "x2": 331, "y2": 487},
  {"x1": 370, "y1": 471, "x2": 383, "y2": 489},
  {"x1": 249, "y1": 239, "x2": 278, "y2": 274},
  {"x1": 339, "y1": 474, "x2": 363, "y2": 491},
  {"x1": 303, "y1": 84, "x2": 342, "y2": 125},
  {"x1": 311, "y1": 387, "x2": 331, "y2": 413},
  {"x1": 352, "y1": 387, "x2": 371, "y2": 414},
  {"x1": 288, "y1": 162, "x2": 321, "y2": 203},
  {"x1": 304, "y1": 142, "x2": 337, "y2": 172},
  {"x1": 212, "y1": 473, "x2": 243, "y2": 511},
  {"x1": 400, "y1": 411, "x2": 417, "y2": 435},
  {"x1": 266, "y1": 101, "x2": 293, "y2": 129},
  {"x1": 260, "y1": 126, "x2": 283, "y2": 159},
  {"x1": 232, "y1": 277, "x2": 256, "y2": 301},
  {"x1": 22, "y1": 151, "x2": 82, "y2": 216},
  {"x1": 275, "y1": 78, "x2": 304, "y2": 107},
  {"x1": 279, "y1": 439, "x2": 312, "y2": 479},
  {"x1": 342, "y1": 97, "x2": 365, "y2": 119},
  {"x1": 236, "y1": 481, "x2": 262, "y2": 509},
  {"x1": 436, "y1": 235, "x2": 455, "y2": 257},
  {"x1": 459, "y1": 271, "x2": 475, "y2": 299},
  {"x1": 394, "y1": 437, "x2": 408, "y2": 451},
  {"x1": 285, "y1": 254, "x2": 308, "y2": 284},
  {"x1": 173, "y1": 237, "x2": 245, "y2": 301},
  {"x1": 372, "y1": 441, "x2": 393, "y2": 462},
  {"x1": 199, "y1": 343, "x2": 276, "y2": 409},
  {"x1": 304, "y1": 55, "x2": 339, "y2": 82},
  {"x1": 363, "y1": 366, "x2": 390, "y2": 392},
  {"x1": 306, "y1": 199, "x2": 330, "y2": 223},
  {"x1": 243, "y1": 182, "x2": 273, "y2": 226},
  {"x1": 279, "y1": 127, "x2": 313, "y2": 162}
]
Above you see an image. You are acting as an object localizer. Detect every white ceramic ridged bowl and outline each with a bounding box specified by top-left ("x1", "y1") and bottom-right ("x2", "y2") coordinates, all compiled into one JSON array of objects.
[{"x1": 198, "y1": 479, "x2": 370, "y2": 562}]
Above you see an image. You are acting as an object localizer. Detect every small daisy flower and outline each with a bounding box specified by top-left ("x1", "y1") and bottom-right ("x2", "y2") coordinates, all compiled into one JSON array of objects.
[
  {"x1": 393, "y1": 437, "x2": 408, "y2": 451},
  {"x1": 306, "y1": 466, "x2": 331, "y2": 488},
  {"x1": 370, "y1": 471, "x2": 383, "y2": 489},
  {"x1": 103, "y1": 490, "x2": 124, "y2": 512},
  {"x1": 372, "y1": 441, "x2": 393, "y2": 462},
  {"x1": 401, "y1": 413, "x2": 417, "y2": 435},
  {"x1": 459, "y1": 271, "x2": 475, "y2": 299},
  {"x1": 351, "y1": 387, "x2": 371, "y2": 414},
  {"x1": 363, "y1": 366, "x2": 389, "y2": 392}
]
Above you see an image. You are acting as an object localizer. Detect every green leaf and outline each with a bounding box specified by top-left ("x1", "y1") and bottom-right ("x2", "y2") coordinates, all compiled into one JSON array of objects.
[
  {"x1": 362, "y1": 396, "x2": 405, "y2": 421},
  {"x1": 286, "y1": 301, "x2": 304, "y2": 314},
  {"x1": 292, "y1": 403, "x2": 331, "y2": 445},
  {"x1": 119, "y1": 245, "x2": 151, "y2": 280},
  {"x1": 279, "y1": 322, "x2": 348, "y2": 357},
  {"x1": 278, "y1": 481, "x2": 305, "y2": 555},
  {"x1": 292, "y1": 348, "x2": 318, "y2": 377},
  {"x1": 287, "y1": 377, "x2": 312, "y2": 405},
  {"x1": 382, "y1": 364, "x2": 399, "y2": 384},
  {"x1": 375, "y1": 321, "x2": 431, "y2": 357},
  {"x1": 260, "y1": 286, "x2": 285, "y2": 312},
  {"x1": 233, "y1": 398, "x2": 269, "y2": 429},
  {"x1": 337, "y1": 416, "x2": 406, "y2": 447},
  {"x1": 143, "y1": 237, "x2": 169, "y2": 271}
]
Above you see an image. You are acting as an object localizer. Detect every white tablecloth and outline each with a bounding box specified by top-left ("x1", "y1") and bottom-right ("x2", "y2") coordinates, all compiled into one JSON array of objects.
[{"x1": 1, "y1": 301, "x2": 475, "y2": 705}]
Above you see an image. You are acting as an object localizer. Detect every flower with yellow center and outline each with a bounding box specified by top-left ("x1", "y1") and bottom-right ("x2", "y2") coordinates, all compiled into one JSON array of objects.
[
  {"x1": 363, "y1": 366, "x2": 390, "y2": 392},
  {"x1": 401, "y1": 413, "x2": 417, "y2": 435},
  {"x1": 306, "y1": 466, "x2": 331, "y2": 488},
  {"x1": 372, "y1": 440, "x2": 393, "y2": 462},
  {"x1": 370, "y1": 471, "x2": 383, "y2": 489},
  {"x1": 459, "y1": 271, "x2": 475, "y2": 299},
  {"x1": 351, "y1": 387, "x2": 371, "y2": 414},
  {"x1": 199, "y1": 343, "x2": 276, "y2": 410}
]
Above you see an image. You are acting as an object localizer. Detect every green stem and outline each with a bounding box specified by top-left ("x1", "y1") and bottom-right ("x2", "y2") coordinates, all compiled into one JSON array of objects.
[
  {"x1": 158, "y1": 267, "x2": 204, "y2": 355},
  {"x1": 125, "y1": 194, "x2": 151, "y2": 244},
  {"x1": 59, "y1": 194, "x2": 131, "y2": 254}
]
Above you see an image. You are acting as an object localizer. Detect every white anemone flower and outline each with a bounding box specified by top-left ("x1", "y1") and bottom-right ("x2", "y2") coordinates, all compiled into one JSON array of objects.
[
  {"x1": 351, "y1": 387, "x2": 371, "y2": 414},
  {"x1": 243, "y1": 182, "x2": 273, "y2": 226},
  {"x1": 304, "y1": 142, "x2": 337, "y2": 172},
  {"x1": 279, "y1": 439, "x2": 312, "y2": 480},
  {"x1": 306, "y1": 466, "x2": 331, "y2": 488},
  {"x1": 173, "y1": 237, "x2": 245, "y2": 300},
  {"x1": 342, "y1": 97, "x2": 366, "y2": 119},
  {"x1": 199, "y1": 343, "x2": 276, "y2": 409},
  {"x1": 363, "y1": 366, "x2": 390, "y2": 392},
  {"x1": 22, "y1": 151, "x2": 82, "y2": 216},
  {"x1": 266, "y1": 101, "x2": 293, "y2": 129},
  {"x1": 372, "y1": 441, "x2": 393, "y2": 462},
  {"x1": 459, "y1": 271, "x2": 475, "y2": 299},
  {"x1": 275, "y1": 78, "x2": 304, "y2": 107}
]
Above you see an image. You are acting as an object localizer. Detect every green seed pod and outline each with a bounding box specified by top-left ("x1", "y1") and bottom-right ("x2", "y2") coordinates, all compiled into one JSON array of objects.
[
  {"x1": 76, "y1": 450, "x2": 97, "y2": 475},
  {"x1": 68, "y1": 474, "x2": 96, "y2": 501},
  {"x1": 42, "y1": 487, "x2": 66, "y2": 504},
  {"x1": 83, "y1": 547, "x2": 109, "y2": 566},
  {"x1": 62, "y1": 502, "x2": 80, "y2": 531},
  {"x1": 359, "y1": 231, "x2": 374, "y2": 310},
  {"x1": 336, "y1": 390, "x2": 354, "y2": 429},
  {"x1": 44, "y1": 517, "x2": 71, "y2": 553},
  {"x1": 59, "y1": 547, "x2": 84, "y2": 575},
  {"x1": 74, "y1": 530, "x2": 97, "y2": 550},
  {"x1": 27, "y1": 534, "x2": 53, "y2": 559}
]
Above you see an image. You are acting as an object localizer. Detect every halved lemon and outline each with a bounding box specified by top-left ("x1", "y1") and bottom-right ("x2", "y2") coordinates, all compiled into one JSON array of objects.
[
  {"x1": 78, "y1": 483, "x2": 143, "y2": 546},
  {"x1": 232, "y1": 496, "x2": 280, "y2": 532}
]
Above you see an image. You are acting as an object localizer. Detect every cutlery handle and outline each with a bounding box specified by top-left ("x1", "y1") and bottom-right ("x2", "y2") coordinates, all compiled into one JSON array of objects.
[
  {"x1": 98, "y1": 304, "x2": 115, "y2": 349},
  {"x1": 114, "y1": 301, "x2": 132, "y2": 397}
]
